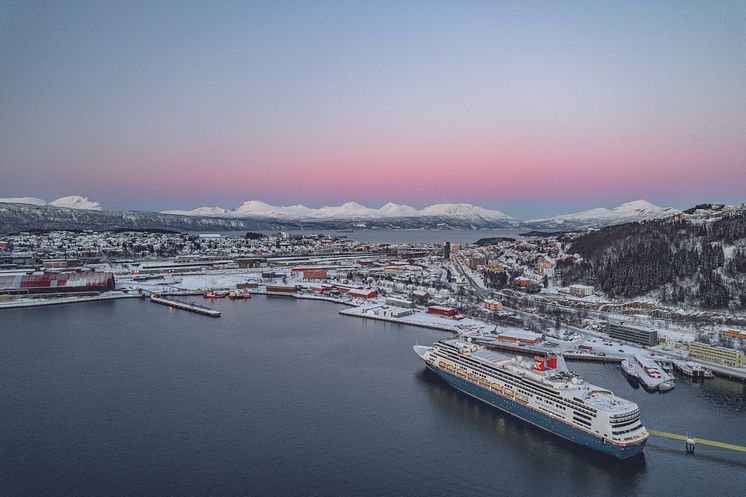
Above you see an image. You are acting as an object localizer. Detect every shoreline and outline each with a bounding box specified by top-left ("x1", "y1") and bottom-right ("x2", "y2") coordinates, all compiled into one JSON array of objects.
[{"x1": 0, "y1": 292, "x2": 138, "y2": 310}]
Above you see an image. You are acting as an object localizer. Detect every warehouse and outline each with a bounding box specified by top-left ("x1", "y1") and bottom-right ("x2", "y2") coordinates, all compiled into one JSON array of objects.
[
  {"x1": 427, "y1": 305, "x2": 458, "y2": 317},
  {"x1": 0, "y1": 272, "x2": 115, "y2": 294}
]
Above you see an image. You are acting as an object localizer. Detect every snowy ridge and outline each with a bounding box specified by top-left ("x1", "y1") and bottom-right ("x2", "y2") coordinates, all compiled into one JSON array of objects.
[
  {"x1": 528, "y1": 200, "x2": 677, "y2": 227},
  {"x1": 0, "y1": 197, "x2": 47, "y2": 206},
  {"x1": 163, "y1": 206, "x2": 228, "y2": 216}
]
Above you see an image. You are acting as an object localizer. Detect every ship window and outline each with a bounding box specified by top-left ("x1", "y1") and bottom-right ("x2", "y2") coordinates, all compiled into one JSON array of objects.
[{"x1": 572, "y1": 417, "x2": 591, "y2": 427}]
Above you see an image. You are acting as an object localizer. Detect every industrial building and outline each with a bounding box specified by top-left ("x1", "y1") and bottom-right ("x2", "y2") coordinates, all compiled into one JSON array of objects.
[
  {"x1": 495, "y1": 329, "x2": 543, "y2": 345},
  {"x1": 366, "y1": 306, "x2": 415, "y2": 318},
  {"x1": 385, "y1": 297, "x2": 414, "y2": 308},
  {"x1": 427, "y1": 305, "x2": 458, "y2": 318},
  {"x1": 266, "y1": 285, "x2": 297, "y2": 294},
  {"x1": 688, "y1": 342, "x2": 745, "y2": 368},
  {"x1": 302, "y1": 270, "x2": 328, "y2": 280},
  {"x1": 607, "y1": 323, "x2": 658, "y2": 346},
  {"x1": 135, "y1": 260, "x2": 235, "y2": 274},
  {"x1": 0, "y1": 272, "x2": 115, "y2": 294}
]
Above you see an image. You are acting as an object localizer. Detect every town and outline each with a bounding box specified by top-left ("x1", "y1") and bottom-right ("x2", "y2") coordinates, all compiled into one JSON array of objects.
[{"x1": 2, "y1": 228, "x2": 745, "y2": 384}]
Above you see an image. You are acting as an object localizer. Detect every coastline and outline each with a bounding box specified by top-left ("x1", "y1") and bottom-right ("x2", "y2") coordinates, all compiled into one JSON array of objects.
[{"x1": 0, "y1": 292, "x2": 138, "y2": 310}]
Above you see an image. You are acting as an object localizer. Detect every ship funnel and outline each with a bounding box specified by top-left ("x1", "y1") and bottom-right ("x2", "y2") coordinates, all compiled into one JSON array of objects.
[
  {"x1": 533, "y1": 357, "x2": 545, "y2": 371},
  {"x1": 547, "y1": 355, "x2": 558, "y2": 369}
]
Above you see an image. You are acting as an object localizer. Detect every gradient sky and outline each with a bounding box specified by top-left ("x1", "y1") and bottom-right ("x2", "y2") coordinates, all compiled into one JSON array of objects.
[{"x1": 1, "y1": 0, "x2": 745, "y2": 218}]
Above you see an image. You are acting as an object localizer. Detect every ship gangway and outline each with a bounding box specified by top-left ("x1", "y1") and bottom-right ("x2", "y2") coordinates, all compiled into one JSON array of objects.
[{"x1": 149, "y1": 295, "x2": 221, "y2": 317}]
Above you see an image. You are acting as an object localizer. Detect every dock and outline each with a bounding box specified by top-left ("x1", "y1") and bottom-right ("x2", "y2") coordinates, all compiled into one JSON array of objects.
[
  {"x1": 149, "y1": 295, "x2": 221, "y2": 317},
  {"x1": 478, "y1": 341, "x2": 623, "y2": 363}
]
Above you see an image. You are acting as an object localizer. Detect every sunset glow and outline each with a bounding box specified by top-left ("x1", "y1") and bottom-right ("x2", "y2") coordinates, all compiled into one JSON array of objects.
[{"x1": 1, "y1": 1, "x2": 744, "y2": 217}]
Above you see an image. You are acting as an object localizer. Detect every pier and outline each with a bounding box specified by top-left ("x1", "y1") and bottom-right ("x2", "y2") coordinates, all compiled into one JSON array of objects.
[
  {"x1": 648, "y1": 430, "x2": 746, "y2": 453},
  {"x1": 149, "y1": 295, "x2": 221, "y2": 317}
]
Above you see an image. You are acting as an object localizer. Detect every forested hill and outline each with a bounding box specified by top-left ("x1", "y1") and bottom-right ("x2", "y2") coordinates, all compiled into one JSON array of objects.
[{"x1": 557, "y1": 206, "x2": 746, "y2": 309}]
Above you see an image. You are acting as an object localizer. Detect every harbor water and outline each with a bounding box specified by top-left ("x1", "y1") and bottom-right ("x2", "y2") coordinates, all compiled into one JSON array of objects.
[{"x1": 1, "y1": 297, "x2": 745, "y2": 496}]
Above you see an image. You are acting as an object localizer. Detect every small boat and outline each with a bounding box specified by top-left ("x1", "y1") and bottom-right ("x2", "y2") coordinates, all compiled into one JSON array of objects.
[
  {"x1": 622, "y1": 355, "x2": 675, "y2": 392},
  {"x1": 228, "y1": 290, "x2": 251, "y2": 300},
  {"x1": 674, "y1": 360, "x2": 714, "y2": 379},
  {"x1": 204, "y1": 291, "x2": 227, "y2": 299},
  {"x1": 621, "y1": 358, "x2": 639, "y2": 384}
]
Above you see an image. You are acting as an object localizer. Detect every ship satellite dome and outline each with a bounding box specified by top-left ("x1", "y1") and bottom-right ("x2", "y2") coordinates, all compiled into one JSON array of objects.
[{"x1": 571, "y1": 377, "x2": 579, "y2": 385}]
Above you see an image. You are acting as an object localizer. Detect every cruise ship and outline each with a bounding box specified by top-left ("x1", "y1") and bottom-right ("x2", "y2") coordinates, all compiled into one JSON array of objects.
[
  {"x1": 621, "y1": 355, "x2": 675, "y2": 391},
  {"x1": 415, "y1": 339, "x2": 648, "y2": 459}
]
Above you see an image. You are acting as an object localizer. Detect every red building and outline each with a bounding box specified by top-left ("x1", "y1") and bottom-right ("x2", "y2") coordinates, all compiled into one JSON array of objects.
[
  {"x1": 0, "y1": 272, "x2": 115, "y2": 294},
  {"x1": 266, "y1": 285, "x2": 297, "y2": 294},
  {"x1": 348, "y1": 288, "x2": 378, "y2": 299},
  {"x1": 302, "y1": 270, "x2": 328, "y2": 280},
  {"x1": 427, "y1": 305, "x2": 458, "y2": 317}
]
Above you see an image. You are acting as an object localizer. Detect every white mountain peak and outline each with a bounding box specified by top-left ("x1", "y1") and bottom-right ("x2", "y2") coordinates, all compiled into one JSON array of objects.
[
  {"x1": 49, "y1": 196, "x2": 102, "y2": 210},
  {"x1": 380, "y1": 202, "x2": 418, "y2": 216}
]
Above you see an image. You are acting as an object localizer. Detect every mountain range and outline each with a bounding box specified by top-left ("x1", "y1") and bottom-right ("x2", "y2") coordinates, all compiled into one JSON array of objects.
[{"x1": 0, "y1": 196, "x2": 679, "y2": 234}]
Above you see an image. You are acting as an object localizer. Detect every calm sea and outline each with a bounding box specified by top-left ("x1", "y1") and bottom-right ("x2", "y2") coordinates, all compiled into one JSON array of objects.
[{"x1": 1, "y1": 297, "x2": 745, "y2": 497}]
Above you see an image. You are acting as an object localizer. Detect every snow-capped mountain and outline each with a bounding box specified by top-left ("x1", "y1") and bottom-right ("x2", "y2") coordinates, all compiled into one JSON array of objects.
[
  {"x1": 162, "y1": 200, "x2": 514, "y2": 222},
  {"x1": 527, "y1": 200, "x2": 678, "y2": 228},
  {"x1": 419, "y1": 203, "x2": 512, "y2": 221},
  {"x1": 0, "y1": 195, "x2": 101, "y2": 210},
  {"x1": 233, "y1": 200, "x2": 316, "y2": 219},
  {"x1": 314, "y1": 202, "x2": 385, "y2": 219},
  {"x1": 379, "y1": 202, "x2": 418, "y2": 217},
  {"x1": 48, "y1": 196, "x2": 102, "y2": 210},
  {"x1": 0, "y1": 195, "x2": 684, "y2": 233}
]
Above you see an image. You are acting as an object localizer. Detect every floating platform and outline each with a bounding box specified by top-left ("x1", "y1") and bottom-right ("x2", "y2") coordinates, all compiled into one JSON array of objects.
[{"x1": 150, "y1": 295, "x2": 221, "y2": 317}]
